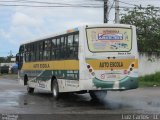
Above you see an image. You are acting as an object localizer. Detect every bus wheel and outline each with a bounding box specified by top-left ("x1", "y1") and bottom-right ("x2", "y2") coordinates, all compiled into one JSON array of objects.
[
  {"x1": 27, "y1": 86, "x2": 34, "y2": 94},
  {"x1": 52, "y1": 80, "x2": 60, "y2": 100},
  {"x1": 89, "y1": 90, "x2": 107, "y2": 101}
]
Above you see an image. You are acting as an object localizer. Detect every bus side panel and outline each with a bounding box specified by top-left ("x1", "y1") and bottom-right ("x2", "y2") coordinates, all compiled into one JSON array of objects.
[{"x1": 19, "y1": 60, "x2": 80, "y2": 92}]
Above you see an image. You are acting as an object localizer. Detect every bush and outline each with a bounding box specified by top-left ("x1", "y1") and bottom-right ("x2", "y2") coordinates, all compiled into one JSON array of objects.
[{"x1": 139, "y1": 72, "x2": 160, "y2": 87}]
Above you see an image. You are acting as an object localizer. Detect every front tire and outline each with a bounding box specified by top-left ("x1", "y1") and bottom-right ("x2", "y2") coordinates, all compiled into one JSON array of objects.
[
  {"x1": 25, "y1": 75, "x2": 34, "y2": 94},
  {"x1": 52, "y1": 80, "x2": 60, "y2": 100},
  {"x1": 89, "y1": 90, "x2": 107, "y2": 101},
  {"x1": 27, "y1": 86, "x2": 34, "y2": 93}
]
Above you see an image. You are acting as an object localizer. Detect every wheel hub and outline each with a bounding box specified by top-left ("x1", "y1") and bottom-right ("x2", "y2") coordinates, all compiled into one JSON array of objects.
[{"x1": 53, "y1": 87, "x2": 57, "y2": 97}]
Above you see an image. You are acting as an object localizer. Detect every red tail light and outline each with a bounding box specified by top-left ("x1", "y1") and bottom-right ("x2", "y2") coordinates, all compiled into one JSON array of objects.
[
  {"x1": 89, "y1": 69, "x2": 92, "y2": 72},
  {"x1": 87, "y1": 65, "x2": 90, "y2": 69}
]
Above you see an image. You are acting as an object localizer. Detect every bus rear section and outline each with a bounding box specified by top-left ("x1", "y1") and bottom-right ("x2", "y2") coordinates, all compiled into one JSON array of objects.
[{"x1": 80, "y1": 24, "x2": 138, "y2": 94}]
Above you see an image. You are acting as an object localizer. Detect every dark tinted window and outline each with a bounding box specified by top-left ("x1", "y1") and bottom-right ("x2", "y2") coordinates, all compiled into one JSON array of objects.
[{"x1": 23, "y1": 32, "x2": 79, "y2": 62}]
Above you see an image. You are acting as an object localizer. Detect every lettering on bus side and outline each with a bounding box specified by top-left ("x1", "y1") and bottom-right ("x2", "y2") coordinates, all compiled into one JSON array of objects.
[
  {"x1": 33, "y1": 64, "x2": 50, "y2": 68},
  {"x1": 99, "y1": 62, "x2": 123, "y2": 68},
  {"x1": 33, "y1": 64, "x2": 39, "y2": 68}
]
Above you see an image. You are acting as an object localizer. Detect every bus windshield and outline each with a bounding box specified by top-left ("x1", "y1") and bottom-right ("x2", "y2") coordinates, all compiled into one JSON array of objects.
[{"x1": 86, "y1": 27, "x2": 132, "y2": 52}]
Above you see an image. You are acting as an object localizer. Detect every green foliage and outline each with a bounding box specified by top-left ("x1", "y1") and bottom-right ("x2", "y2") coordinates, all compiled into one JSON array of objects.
[
  {"x1": 0, "y1": 57, "x2": 6, "y2": 63},
  {"x1": 120, "y1": 5, "x2": 160, "y2": 52},
  {"x1": 139, "y1": 72, "x2": 160, "y2": 87},
  {"x1": 0, "y1": 56, "x2": 14, "y2": 63}
]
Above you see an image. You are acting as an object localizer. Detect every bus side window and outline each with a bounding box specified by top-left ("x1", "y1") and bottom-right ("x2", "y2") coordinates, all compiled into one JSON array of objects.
[
  {"x1": 63, "y1": 36, "x2": 68, "y2": 59},
  {"x1": 31, "y1": 43, "x2": 35, "y2": 61},
  {"x1": 56, "y1": 38, "x2": 61, "y2": 59},
  {"x1": 57, "y1": 38, "x2": 60, "y2": 48},
  {"x1": 35, "y1": 42, "x2": 40, "y2": 61},
  {"x1": 39, "y1": 41, "x2": 44, "y2": 61},
  {"x1": 25, "y1": 44, "x2": 30, "y2": 62},
  {"x1": 67, "y1": 35, "x2": 74, "y2": 59},
  {"x1": 47, "y1": 40, "x2": 51, "y2": 60},
  {"x1": 51, "y1": 50, "x2": 56, "y2": 60},
  {"x1": 51, "y1": 39, "x2": 56, "y2": 60},
  {"x1": 74, "y1": 34, "x2": 79, "y2": 59},
  {"x1": 44, "y1": 40, "x2": 51, "y2": 61},
  {"x1": 74, "y1": 34, "x2": 79, "y2": 46},
  {"x1": 68, "y1": 35, "x2": 73, "y2": 47},
  {"x1": 61, "y1": 36, "x2": 65, "y2": 48},
  {"x1": 61, "y1": 36, "x2": 66, "y2": 59},
  {"x1": 52, "y1": 38, "x2": 56, "y2": 48},
  {"x1": 29, "y1": 44, "x2": 32, "y2": 62}
]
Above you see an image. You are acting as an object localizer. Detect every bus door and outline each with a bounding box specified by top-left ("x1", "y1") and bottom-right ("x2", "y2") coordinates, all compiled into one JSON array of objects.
[{"x1": 16, "y1": 45, "x2": 24, "y2": 70}]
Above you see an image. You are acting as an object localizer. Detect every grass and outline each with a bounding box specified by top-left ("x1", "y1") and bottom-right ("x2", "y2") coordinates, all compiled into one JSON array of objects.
[{"x1": 139, "y1": 72, "x2": 160, "y2": 87}]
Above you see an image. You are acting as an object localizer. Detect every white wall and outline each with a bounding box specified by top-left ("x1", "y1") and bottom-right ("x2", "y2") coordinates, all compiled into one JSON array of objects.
[
  {"x1": 139, "y1": 53, "x2": 160, "y2": 76},
  {"x1": 0, "y1": 63, "x2": 15, "y2": 67}
]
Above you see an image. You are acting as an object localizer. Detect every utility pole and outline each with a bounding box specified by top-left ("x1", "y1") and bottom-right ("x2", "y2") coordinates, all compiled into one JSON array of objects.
[
  {"x1": 104, "y1": 0, "x2": 108, "y2": 23},
  {"x1": 115, "y1": 0, "x2": 119, "y2": 23}
]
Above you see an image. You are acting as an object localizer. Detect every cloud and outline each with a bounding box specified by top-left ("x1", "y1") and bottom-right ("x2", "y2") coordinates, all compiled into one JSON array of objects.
[
  {"x1": 12, "y1": 12, "x2": 43, "y2": 27},
  {"x1": 0, "y1": 29, "x2": 10, "y2": 39},
  {"x1": 0, "y1": 0, "x2": 104, "y2": 56}
]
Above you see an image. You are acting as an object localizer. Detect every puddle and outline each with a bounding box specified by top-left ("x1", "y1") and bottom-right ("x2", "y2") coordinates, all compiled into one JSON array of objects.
[{"x1": 0, "y1": 91, "x2": 24, "y2": 107}]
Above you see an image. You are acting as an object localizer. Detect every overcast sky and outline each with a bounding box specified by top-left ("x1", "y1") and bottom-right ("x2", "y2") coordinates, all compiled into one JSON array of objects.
[{"x1": 0, "y1": 0, "x2": 159, "y2": 57}]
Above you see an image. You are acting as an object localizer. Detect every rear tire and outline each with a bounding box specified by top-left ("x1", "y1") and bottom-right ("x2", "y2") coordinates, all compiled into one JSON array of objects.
[
  {"x1": 89, "y1": 90, "x2": 107, "y2": 101},
  {"x1": 52, "y1": 80, "x2": 60, "y2": 100}
]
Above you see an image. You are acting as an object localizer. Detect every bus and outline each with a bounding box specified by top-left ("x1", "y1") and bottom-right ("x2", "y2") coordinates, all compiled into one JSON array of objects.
[{"x1": 16, "y1": 24, "x2": 138, "y2": 100}]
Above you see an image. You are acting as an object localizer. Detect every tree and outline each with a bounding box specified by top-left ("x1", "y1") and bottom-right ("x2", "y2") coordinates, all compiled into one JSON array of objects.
[
  {"x1": 0, "y1": 57, "x2": 5, "y2": 63},
  {"x1": 120, "y1": 5, "x2": 160, "y2": 52}
]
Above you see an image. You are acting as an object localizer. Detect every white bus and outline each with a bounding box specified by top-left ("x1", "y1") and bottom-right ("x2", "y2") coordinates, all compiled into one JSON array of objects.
[{"x1": 16, "y1": 24, "x2": 138, "y2": 100}]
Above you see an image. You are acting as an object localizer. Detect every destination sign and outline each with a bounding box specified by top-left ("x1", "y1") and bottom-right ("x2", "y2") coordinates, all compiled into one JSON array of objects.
[{"x1": 98, "y1": 33, "x2": 123, "y2": 40}]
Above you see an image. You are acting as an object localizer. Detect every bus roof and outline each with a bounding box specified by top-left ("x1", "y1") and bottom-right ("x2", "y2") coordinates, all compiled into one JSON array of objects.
[{"x1": 20, "y1": 27, "x2": 79, "y2": 45}]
